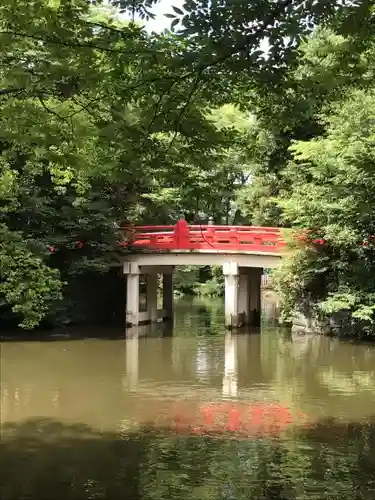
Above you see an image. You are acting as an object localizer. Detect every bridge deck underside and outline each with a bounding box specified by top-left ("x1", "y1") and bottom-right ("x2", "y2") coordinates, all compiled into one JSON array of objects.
[{"x1": 123, "y1": 251, "x2": 281, "y2": 269}]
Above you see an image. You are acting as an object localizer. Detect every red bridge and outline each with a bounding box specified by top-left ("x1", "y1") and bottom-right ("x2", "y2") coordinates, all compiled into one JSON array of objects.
[
  {"x1": 121, "y1": 220, "x2": 286, "y2": 328},
  {"x1": 121, "y1": 219, "x2": 286, "y2": 254}
]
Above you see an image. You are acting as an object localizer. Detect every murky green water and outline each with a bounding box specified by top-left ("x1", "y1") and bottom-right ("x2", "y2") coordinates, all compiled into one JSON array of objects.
[{"x1": 1, "y1": 297, "x2": 375, "y2": 499}]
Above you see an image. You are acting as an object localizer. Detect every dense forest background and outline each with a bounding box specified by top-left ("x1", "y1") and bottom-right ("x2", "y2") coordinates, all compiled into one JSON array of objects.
[{"x1": 0, "y1": 0, "x2": 374, "y2": 334}]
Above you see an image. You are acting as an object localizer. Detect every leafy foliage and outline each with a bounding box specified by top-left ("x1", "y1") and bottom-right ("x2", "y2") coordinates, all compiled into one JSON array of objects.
[
  {"x1": 0, "y1": 0, "x2": 243, "y2": 327},
  {"x1": 174, "y1": 265, "x2": 224, "y2": 298},
  {"x1": 0, "y1": 0, "x2": 372, "y2": 330},
  {"x1": 276, "y1": 87, "x2": 375, "y2": 332},
  {"x1": 0, "y1": 224, "x2": 62, "y2": 329}
]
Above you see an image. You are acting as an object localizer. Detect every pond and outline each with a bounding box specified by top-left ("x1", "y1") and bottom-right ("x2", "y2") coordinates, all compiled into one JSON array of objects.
[{"x1": 1, "y1": 297, "x2": 375, "y2": 499}]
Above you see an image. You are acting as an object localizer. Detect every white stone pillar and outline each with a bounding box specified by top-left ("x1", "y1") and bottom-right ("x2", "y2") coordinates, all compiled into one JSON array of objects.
[
  {"x1": 223, "y1": 332, "x2": 238, "y2": 397},
  {"x1": 125, "y1": 263, "x2": 140, "y2": 326},
  {"x1": 249, "y1": 267, "x2": 262, "y2": 326},
  {"x1": 223, "y1": 261, "x2": 239, "y2": 328},
  {"x1": 163, "y1": 272, "x2": 174, "y2": 321},
  {"x1": 146, "y1": 273, "x2": 158, "y2": 323},
  {"x1": 238, "y1": 271, "x2": 250, "y2": 326}
]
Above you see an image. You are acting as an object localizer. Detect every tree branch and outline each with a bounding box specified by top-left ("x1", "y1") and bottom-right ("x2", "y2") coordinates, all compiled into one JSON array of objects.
[
  {"x1": 144, "y1": 79, "x2": 178, "y2": 137},
  {"x1": 0, "y1": 30, "x2": 159, "y2": 56},
  {"x1": 2, "y1": 0, "x2": 294, "y2": 73},
  {"x1": 0, "y1": 88, "x2": 25, "y2": 97},
  {"x1": 84, "y1": 20, "x2": 144, "y2": 39},
  {"x1": 38, "y1": 96, "x2": 71, "y2": 127},
  {"x1": 68, "y1": 95, "x2": 105, "y2": 118},
  {"x1": 167, "y1": 69, "x2": 203, "y2": 151},
  {"x1": 191, "y1": 0, "x2": 295, "y2": 75}
]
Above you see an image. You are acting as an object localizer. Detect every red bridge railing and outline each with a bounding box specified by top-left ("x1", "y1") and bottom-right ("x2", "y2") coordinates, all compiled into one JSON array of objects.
[{"x1": 120, "y1": 220, "x2": 286, "y2": 253}]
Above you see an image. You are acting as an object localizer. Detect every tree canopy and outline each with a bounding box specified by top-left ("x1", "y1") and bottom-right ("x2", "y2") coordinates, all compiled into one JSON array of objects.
[{"x1": 0, "y1": 0, "x2": 374, "y2": 331}]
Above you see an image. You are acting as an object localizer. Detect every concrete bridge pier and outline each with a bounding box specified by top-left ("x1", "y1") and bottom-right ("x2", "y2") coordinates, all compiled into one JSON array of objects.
[
  {"x1": 162, "y1": 272, "x2": 174, "y2": 321},
  {"x1": 248, "y1": 268, "x2": 262, "y2": 327},
  {"x1": 124, "y1": 263, "x2": 174, "y2": 326},
  {"x1": 124, "y1": 257, "x2": 263, "y2": 328},
  {"x1": 223, "y1": 261, "x2": 239, "y2": 328},
  {"x1": 146, "y1": 271, "x2": 158, "y2": 323},
  {"x1": 125, "y1": 262, "x2": 141, "y2": 327},
  {"x1": 223, "y1": 262, "x2": 262, "y2": 329}
]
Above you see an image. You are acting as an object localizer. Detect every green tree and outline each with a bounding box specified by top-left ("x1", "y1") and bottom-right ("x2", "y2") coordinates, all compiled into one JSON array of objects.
[
  {"x1": 1, "y1": 0, "x2": 371, "y2": 328},
  {"x1": 235, "y1": 21, "x2": 375, "y2": 226},
  {"x1": 0, "y1": 0, "x2": 232, "y2": 327},
  {"x1": 260, "y1": 16, "x2": 375, "y2": 334},
  {"x1": 275, "y1": 87, "x2": 375, "y2": 334}
]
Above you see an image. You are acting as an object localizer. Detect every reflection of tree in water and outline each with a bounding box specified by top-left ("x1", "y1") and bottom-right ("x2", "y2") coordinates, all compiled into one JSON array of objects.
[
  {"x1": 173, "y1": 298, "x2": 224, "y2": 337},
  {"x1": 195, "y1": 305, "x2": 212, "y2": 334},
  {"x1": 1, "y1": 417, "x2": 375, "y2": 500}
]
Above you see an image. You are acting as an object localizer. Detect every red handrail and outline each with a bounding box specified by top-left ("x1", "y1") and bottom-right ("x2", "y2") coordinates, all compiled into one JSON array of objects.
[{"x1": 120, "y1": 221, "x2": 286, "y2": 254}]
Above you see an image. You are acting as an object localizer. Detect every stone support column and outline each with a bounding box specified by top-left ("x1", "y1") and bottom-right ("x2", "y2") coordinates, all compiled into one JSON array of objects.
[
  {"x1": 223, "y1": 261, "x2": 239, "y2": 328},
  {"x1": 125, "y1": 263, "x2": 140, "y2": 326},
  {"x1": 249, "y1": 267, "x2": 262, "y2": 326},
  {"x1": 162, "y1": 272, "x2": 174, "y2": 321},
  {"x1": 146, "y1": 272, "x2": 158, "y2": 323},
  {"x1": 238, "y1": 270, "x2": 250, "y2": 326}
]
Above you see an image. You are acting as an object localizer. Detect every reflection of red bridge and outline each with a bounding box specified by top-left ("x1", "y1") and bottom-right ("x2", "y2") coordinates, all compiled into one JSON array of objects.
[{"x1": 173, "y1": 402, "x2": 309, "y2": 437}]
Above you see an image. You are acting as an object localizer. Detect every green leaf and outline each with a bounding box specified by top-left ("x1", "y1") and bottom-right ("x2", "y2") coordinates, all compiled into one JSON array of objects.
[
  {"x1": 172, "y1": 6, "x2": 184, "y2": 15},
  {"x1": 171, "y1": 18, "x2": 179, "y2": 30}
]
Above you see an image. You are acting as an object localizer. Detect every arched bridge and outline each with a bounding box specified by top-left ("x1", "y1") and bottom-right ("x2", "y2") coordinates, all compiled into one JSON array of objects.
[{"x1": 121, "y1": 220, "x2": 286, "y2": 329}]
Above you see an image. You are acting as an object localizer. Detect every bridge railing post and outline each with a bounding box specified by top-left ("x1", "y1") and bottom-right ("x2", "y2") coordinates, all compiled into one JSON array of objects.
[
  {"x1": 174, "y1": 218, "x2": 190, "y2": 249},
  {"x1": 230, "y1": 228, "x2": 238, "y2": 247},
  {"x1": 206, "y1": 224, "x2": 215, "y2": 246}
]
